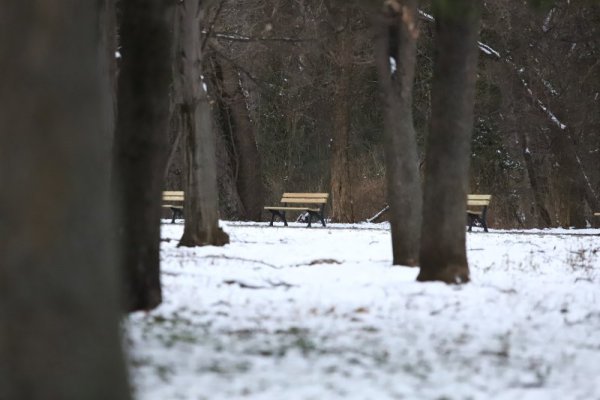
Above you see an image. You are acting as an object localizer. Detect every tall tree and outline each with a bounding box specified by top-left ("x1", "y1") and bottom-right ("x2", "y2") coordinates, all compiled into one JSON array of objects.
[
  {"x1": 329, "y1": 5, "x2": 355, "y2": 223},
  {"x1": 175, "y1": 0, "x2": 229, "y2": 247},
  {"x1": 0, "y1": 2, "x2": 131, "y2": 399},
  {"x1": 418, "y1": 0, "x2": 482, "y2": 283},
  {"x1": 375, "y1": 0, "x2": 422, "y2": 266},
  {"x1": 215, "y1": 58, "x2": 266, "y2": 221},
  {"x1": 112, "y1": 0, "x2": 174, "y2": 311}
]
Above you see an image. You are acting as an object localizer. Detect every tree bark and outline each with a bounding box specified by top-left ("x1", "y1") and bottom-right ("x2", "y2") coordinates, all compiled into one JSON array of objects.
[
  {"x1": 550, "y1": 127, "x2": 587, "y2": 228},
  {"x1": 112, "y1": 0, "x2": 174, "y2": 311},
  {"x1": 519, "y1": 129, "x2": 553, "y2": 227},
  {"x1": 176, "y1": 0, "x2": 230, "y2": 247},
  {"x1": 375, "y1": 0, "x2": 422, "y2": 266},
  {"x1": 330, "y1": 14, "x2": 355, "y2": 223},
  {"x1": 217, "y1": 59, "x2": 266, "y2": 221},
  {"x1": 418, "y1": 0, "x2": 481, "y2": 283},
  {"x1": 0, "y1": 2, "x2": 131, "y2": 399}
]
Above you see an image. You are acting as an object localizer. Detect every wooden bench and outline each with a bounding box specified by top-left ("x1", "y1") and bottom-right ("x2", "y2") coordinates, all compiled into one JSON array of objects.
[
  {"x1": 264, "y1": 193, "x2": 329, "y2": 227},
  {"x1": 162, "y1": 191, "x2": 184, "y2": 223},
  {"x1": 467, "y1": 194, "x2": 492, "y2": 232}
]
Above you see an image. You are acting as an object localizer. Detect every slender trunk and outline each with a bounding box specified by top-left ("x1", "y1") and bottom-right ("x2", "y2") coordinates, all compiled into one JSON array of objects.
[
  {"x1": 418, "y1": 0, "x2": 481, "y2": 283},
  {"x1": 207, "y1": 55, "x2": 246, "y2": 219},
  {"x1": 519, "y1": 130, "x2": 552, "y2": 227},
  {"x1": 375, "y1": 0, "x2": 422, "y2": 266},
  {"x1": 0, "y1": 2, "x2": 130, "y2": 398},
  {"x1": 330, "y1": 16, "x2": 355, "y2": 223},
  {"x1": 176, "y1": 0, "x2": 229, "y2": 247},
  {"x1": 112, "y1": 0, "x2": 174, "y2": 311},
  {"x1": 219, "y1": 60, "x2": 265, "y2": 221},
  {"x1": 550, "y1": 127, "x2": 587, "y2": 228}
]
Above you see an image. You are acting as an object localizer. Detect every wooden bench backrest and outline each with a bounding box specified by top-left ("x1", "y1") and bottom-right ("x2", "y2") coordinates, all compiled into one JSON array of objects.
[
  {"x1": 467, "y1": 194, "x2": 491, "y2": 207},
  {"x1": 163, "y1": 191, "x2": 184, "y2": 202},
  {"x1": 280, "y1": 192, "x2": 329, "y2": 204}
]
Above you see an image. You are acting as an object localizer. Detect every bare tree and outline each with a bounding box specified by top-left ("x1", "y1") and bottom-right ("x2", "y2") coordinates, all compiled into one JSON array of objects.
[
  {"x1": 214, "y1": 57, "x2": 266, "y2": 221},
  {"x1": 375, "y1": 0, "x2": 422, "y2": 266},
  {"x1": 175, "y1": 0, "x2": 229, "y2": 247},
  {"x1": 0, "y1": 2, "x2": 131, "y2": 398},
  {"x1": 418, "y1": 0, "x2": 481, "y2": 283},
  {"x1": 112, "y1": 0, "x2": 174, "y2": 311},
  {"x1": 329, "y1": 4, "x2": 356, "y2": 223}
]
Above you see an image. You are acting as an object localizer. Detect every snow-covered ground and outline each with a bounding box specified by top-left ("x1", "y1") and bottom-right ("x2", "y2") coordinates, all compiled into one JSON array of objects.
[{"x1": 128, "y1": 222, "x2": 600, "y2": 400}]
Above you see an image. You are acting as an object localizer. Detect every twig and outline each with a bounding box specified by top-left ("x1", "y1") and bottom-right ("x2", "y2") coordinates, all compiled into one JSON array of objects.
[
  {"x1": 211, "y1": 32, "x2": 316, "y2": 43},
  {"x1": 367, "y1": 204, "x2": 389, "y2": 223},
  {"x1": 203, "y1": 254, "x2": 282, "y2": 269}
]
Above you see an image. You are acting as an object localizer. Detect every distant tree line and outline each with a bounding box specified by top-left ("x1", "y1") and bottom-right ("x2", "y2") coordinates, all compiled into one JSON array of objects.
[{"x1": 165, "y1": 0, "x2": 599, "y2": 228}]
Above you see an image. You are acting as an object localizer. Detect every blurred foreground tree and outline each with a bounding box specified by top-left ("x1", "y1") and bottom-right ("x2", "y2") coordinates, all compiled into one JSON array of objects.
[
  {"x1": 0, "y1": 1, "x2": 131, "y2": 398},
  {"x1": 418, "y1": 0, "x2": 481, "y2": 283},
  {"x1": 112, "y1": 0, "x2": 174, "y2": 311}
]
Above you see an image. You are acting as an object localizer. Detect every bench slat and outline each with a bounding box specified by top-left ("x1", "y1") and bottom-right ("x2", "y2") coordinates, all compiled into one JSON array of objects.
[
  {"x1": 265, "y1": 206, "x2": 320, "y2": 211},
  {"x1": 467, "y1": 194, "x2": 492, "y2": 200},
  {"x1": 467, "y1": 200, "x2": 490, "y2": 206},
  {"x1": 282, "y1": 193, "x2": 328, "y2": 198},
  {"x1": 279, "y1": 198, "x2": 327, "y2": 204}
]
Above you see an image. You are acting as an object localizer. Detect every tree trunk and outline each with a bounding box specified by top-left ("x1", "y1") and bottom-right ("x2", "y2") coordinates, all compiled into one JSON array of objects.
[
  {"x1": 217, "y1": 60, "x2": 266, "y2": 221},
  {"x1": 330, "y1": 12, "x2": 355, "y2": 223},
  {"x1": 112, "y1": 0, "x2": 174, "y2": 311},
  {"x1": 0, "y1": 2, "x2": 131, "y2": 399},
  {"x1": 176, "y1": 0, "x2": 229, "y2": 247},
  {"x1": 519, "y1": 129, "x2": 552, "y2": 227},
  {"x1": 375, "y1": 0, "x2": 422, "y2": 266},
  {"x1": 550, "y1": 127, "x2": 587, "y2": 228},
  {"x1": 418, "y1": 0, "x2": 481, "y2": 283}
]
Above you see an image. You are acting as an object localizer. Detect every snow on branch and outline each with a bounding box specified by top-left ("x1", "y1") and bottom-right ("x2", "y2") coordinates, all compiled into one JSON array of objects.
[
  {"x1": 516, "y1": 66, "x2": 567, "y2": 130},
  {"x1": 211, "y1": 32, "x2": 315, "y2": 43},
  {"x1": 418, "y1": 8, "x2": 567, "y2": 130},
  {"x1": 417, "y1": 9, "x2": 501, "y2": 59}
]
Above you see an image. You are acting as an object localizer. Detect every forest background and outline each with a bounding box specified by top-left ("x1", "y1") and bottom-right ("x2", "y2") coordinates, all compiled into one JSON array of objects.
[{"x1": 162, "y1": 0, "x2": 600, "y2": 228}]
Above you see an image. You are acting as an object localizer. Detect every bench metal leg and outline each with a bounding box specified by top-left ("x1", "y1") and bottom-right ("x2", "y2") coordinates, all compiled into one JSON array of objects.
[
  {"x1": 467, "y1": 213, "x2": 488, "y2": 232},
  {"x1": 170, "y1": 207, "x2": 183, "y2": 223},
  {"x1": 481, "y1": 218, "x2": 488, "y2": 233},
  {"x1": 307, "y1": 211, "x2": 326, "y2": 228},
  {"x1": 269, "y1": 210, "x2": 288, "y2": 226}
]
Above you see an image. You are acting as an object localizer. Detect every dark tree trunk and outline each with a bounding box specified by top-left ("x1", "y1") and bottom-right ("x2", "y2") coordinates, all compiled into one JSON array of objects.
[
  {"x1": 550, "y1": 127, "x2": 588, "y2": 228},
  {"x1": 112, "y1": 0, "x2": 174, "y2": 311},
  {"x1": 519, "y1": 129, "x2": 552, "y2": 227},
  {"x1": 176, "y1": 0, "x2": 229, "y2": 247},
  {"x1": 418, "y1": 0, "x2": 481, "y2": 283},
  {"x1": 330, "y1": 16, "x2": 355, "y2": 223},
  {"x1": 0, "y1": 2, "x2": 130, "y2": 399},
  {"x1": 208, "y1": 56, "x2": 247, "y2": 219},
  {"x1": 375, "y1": 0, "x2": 422, "y2": 266},
  {"x1": 100, "y1": 0, "x2": 118, "y2": 140},
  {"x1": 217, "y1": 60, "x2": 265, "y2": 221}
]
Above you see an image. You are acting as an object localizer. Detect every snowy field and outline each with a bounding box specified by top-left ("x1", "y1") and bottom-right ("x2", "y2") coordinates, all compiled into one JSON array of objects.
[{"x1": 128, "y1": 221, "x2": 600, "y2": 400}]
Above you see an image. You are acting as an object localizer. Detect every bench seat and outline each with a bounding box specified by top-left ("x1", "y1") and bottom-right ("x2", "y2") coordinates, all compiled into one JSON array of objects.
[
  {"x1": 265, "y1": 193, "x2": 328, "y2": 227},
  {"x1": 162, "y1": 191, "x2": 184, "y2": 223},
  {"x1": 467, "y1": 194, "x2": 491, "y2": 232}
]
